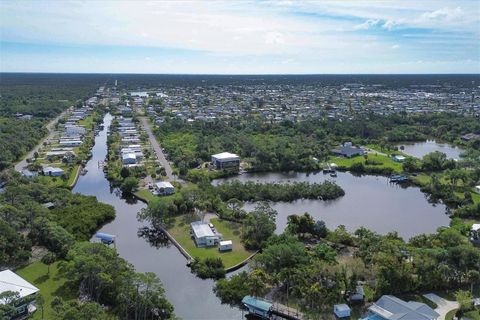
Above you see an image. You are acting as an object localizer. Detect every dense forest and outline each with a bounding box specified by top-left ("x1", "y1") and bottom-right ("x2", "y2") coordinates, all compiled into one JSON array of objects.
[{"x1": 155, "y1": 112, "x2": 480, "y2": 174}]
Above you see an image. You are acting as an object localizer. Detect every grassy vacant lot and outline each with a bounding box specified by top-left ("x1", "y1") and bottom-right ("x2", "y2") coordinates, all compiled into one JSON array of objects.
[
  {"x1": 331, "y1": 152, "x2": 403, "y2": 174},
  {"x1": 167, "y1": 214, "x2": 254, "y2": 268},
  {"x1": 16, "y1": 261, "x2": 76, "y2": 320}
]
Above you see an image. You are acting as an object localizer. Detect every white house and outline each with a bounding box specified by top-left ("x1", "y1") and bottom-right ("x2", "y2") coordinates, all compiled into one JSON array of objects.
[
  {"x1": 122, "y1": 153, "x2": 137, "y2": 165},
  {"x1": 43, "y1": 166, "x2": 64, "y2": 177},
  {"x1": 0, "y1": 270, "x2": 39, "y2": 318},
  {"x1": 191, "y1": 221, "x2": 222, "y2": 247},
  {"x1": 211, "y1": 152, "x2": 240, "y2": 169},
  {"x1": 475, "y1": 185, "x2": 480, "y2": 194},
  {"x1": 154, "y1": 181, "x2": 175, "y2": 196}
]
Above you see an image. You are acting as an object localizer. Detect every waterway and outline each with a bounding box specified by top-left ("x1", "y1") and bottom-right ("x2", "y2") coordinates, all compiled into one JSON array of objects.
[
  {"x1": 396, "y1": 140, "x2": 465, "y2": 160},
  {"x1": 73, "y1": 114, "x2": 242, "y2": 319},
  {"x1": 213, "y1": 171, "x2": 450, "y2": 240}
]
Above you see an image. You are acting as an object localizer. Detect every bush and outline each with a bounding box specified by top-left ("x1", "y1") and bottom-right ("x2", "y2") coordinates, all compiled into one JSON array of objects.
[{"x1": 190, "y1": 257, "x2": 226, "y2": 279}]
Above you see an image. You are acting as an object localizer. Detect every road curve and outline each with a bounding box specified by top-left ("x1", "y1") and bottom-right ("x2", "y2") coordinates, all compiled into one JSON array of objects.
[
  {"x1": 14, "y1": 108, "x2": 71, "y2": 172},
  {"x1": 139, "y1": 117, "x2": 175, "y2": 181}
]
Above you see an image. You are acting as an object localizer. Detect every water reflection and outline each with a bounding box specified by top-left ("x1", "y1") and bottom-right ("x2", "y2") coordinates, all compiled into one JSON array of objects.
[
  {"x1": 215, "y1": 171, "x2": 450, "y2": 240},
  {"x1": 397, "y1": 140, "x2": 464, "y2": 159}
]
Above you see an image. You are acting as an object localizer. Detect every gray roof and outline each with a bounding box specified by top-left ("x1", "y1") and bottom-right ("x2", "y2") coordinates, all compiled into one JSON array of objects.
[
  {"x1": 191, "y1": 221, "x2": 216, "y2": 238},
  {"x1": 370, "y1": 295, "x2": 439, "y2": 320}
]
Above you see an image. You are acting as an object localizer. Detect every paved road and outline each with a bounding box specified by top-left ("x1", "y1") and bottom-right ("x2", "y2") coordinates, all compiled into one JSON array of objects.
[
  {"x1": 14, "y1": 108, "x2": 71, "y2": 172},
  {"x1": 139, "y1": 117, "x2": 175, "y2": 181},
  {"x1": 424, "y1": 293, "x2": 459, "y2": 320}
]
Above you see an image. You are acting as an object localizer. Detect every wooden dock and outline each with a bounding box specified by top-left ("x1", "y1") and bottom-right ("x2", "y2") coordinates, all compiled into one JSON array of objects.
[{"x1": 271, "y1": 302, "x2": 304, "y2": 320}]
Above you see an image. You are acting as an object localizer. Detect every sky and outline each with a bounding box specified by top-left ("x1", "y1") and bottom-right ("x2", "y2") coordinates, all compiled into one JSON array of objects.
[{"x1": 0, "y1": 0, "x2": 479, "y2": 74}]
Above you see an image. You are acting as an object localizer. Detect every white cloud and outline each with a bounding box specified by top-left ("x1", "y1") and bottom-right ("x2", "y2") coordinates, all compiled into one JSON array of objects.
[
  {"x1": 354, "y1": 19, "x2": 380, "y2": 30},
  {"x1": 421, "y1": 7, "x2": 463, "y2": 21},
  {"x1": 382, "y1": 20, "x2": 397, "y2": 30},
  {"x1": 391, "y1": 44, "x2": 400, "y2": 49}
]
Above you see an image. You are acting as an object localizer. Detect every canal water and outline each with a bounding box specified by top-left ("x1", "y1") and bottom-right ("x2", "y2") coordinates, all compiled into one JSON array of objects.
[
  {"x1": 396, "y1": 140, "x2": 465, "y2": 159},
  {"x1": 213, "y1": 171, "x2": 450, "y2": 240},
  {"x1": 73, "y1": 114, "x2": 242, "y2": 319}
]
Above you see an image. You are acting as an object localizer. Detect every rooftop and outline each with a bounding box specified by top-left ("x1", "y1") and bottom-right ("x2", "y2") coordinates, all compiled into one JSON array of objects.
[
  {"x1": 0, "y1": 270, "x2": 39, "y2": 303},
  {"x1": 212, "y1": 152, "x2": 240, "y2": 160},
  {"x1": 191, "y1": 221, "x2": 216, "y2": 238}
]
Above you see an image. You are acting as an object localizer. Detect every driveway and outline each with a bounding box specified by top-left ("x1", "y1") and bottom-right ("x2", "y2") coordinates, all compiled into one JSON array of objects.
[
  {"x1": 423, "y1": 293, "x2": 459, "y2": 320},
  {"x1": 139, "y1": 117, "x2": 175, "y2": 181}
]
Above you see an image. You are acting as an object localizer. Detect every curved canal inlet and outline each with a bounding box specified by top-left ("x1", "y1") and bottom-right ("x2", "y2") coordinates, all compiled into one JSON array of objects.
[{"x1": 73, "y1": 113, "x2": 243, "y2": 319}]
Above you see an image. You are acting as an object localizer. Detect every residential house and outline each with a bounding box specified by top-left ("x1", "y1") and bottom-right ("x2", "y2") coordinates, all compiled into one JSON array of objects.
[
  {"x1": 154, "y1": 181, "x2": 175, "y2": 196},
  {"x1": 332, "y1": 142, "x2": 366, "y2": 158},
  {"x1": 191, "y1": 221, "x2": 222, "y2": 247},
  {"x1": 43, "y1": 166, "x2": 64, "y2": 177},
  {"x1": 211, "y1": 152, "x2": 240, "y2": 170},
  {"x1": 361, "y1": 295, "x2": 439, "y2": 320},
  {"x1": 0, "y1": 270, "x2": 39, "y2": 319}
]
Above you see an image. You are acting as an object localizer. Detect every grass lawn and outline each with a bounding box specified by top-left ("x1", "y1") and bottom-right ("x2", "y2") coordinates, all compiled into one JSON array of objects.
[
  {"x1": 330, "y1": 152, "x2": 403, "y2": 174},
  {"x1": 16, "y1": 261, "x2": 77, "y2": 319},
  {"x1": 135, "y1": 188, "x2": 156, "y2": 203},
  {"x1": 67, "y1": 165, "x2": 81, "y2": 187},
  {"x1": 167, "y1": 215, "x2": 254, "y2": 268}
]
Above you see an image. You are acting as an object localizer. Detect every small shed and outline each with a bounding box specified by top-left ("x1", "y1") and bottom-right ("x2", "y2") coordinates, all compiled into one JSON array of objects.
[
  {"x1": 392, "y1": 155, "x2": 406, "y2": 162},
  {"x1": 219, "y1": 240, "x2": 233, "y2": 252},
  {"x1": 334, "y1": 304, "x2": 351, "y2": 319},
  {"x1": 349, "y1": 286, "x2": 365, "y2": 304},
  {"x1": 470, "y1": 224, "x2": 480, "y2": 244}
]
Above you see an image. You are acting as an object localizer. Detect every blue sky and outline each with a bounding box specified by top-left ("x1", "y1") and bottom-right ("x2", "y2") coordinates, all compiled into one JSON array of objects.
[{"x1": 0, "y1": 0, "x2": 479, "y2": 74}]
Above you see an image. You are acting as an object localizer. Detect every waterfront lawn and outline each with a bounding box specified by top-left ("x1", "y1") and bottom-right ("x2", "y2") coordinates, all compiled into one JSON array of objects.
[
  {"x1": 331, "y1": 153, "x2": 403, "y2": 174},
  {"x1": 168, "y1": 215, "x2": 253, "y2": 268},
  {"x1": 135, "y1": 188, "x2": 156, "y2": 203},
  {"x1": 16, "y1": 261, "x2": 77, "y2": 320},
  {"x1": 67, "y1": 164, "x2": 81, "y2": 187}
]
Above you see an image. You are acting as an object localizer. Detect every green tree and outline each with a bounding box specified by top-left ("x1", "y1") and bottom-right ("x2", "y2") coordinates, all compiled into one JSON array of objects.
[
  {"x1": 241, "y1": 202, "x2": 277, "y2": 249},
  {"x1": 120, "y1": 176, "x2": 139, "y2": 194},
  {"x1": 41, "y1": 252, "x2": 56, "y2": 275}
]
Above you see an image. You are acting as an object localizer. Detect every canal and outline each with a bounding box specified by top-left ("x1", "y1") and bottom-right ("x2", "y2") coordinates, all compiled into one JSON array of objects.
[
  {"x1": 73, "y1": 114, "x2": 242, "y2": 319},
  {"x1": 214, "y1": 171, "x2": 450, "y2": 240}
]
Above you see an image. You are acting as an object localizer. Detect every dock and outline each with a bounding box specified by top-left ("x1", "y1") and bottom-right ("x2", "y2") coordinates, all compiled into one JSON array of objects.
[{"x1": 271, "y1": 302, "x2": 304, "y2": 320}]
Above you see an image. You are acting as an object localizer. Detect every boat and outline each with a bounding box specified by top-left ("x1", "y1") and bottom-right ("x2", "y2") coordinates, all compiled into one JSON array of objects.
[
  {"x1": 80, "y1": 168, "x2": 88, "y2": 175},
  {"x1": 390, "y1": 175, "x2": 408, "y2": 183},
  {"x1": 330, "y1": 171, "x2": 337, "y2": 177}
]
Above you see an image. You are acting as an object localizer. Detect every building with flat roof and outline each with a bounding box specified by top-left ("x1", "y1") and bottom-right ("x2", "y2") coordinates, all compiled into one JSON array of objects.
[
  {"x1": 154, "y1": 181, "x2": 175, "y2": 196},
  {"x1": 211, "y1": 152, "x2": 240, "y2": 169},
  {"x1": 191, "y1": 221, "x2": 222, "y2": 247}
]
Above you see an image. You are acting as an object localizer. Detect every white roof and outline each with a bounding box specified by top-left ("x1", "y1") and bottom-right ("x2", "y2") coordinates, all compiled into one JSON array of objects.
[
  {"x1": 219, "y1": 240, "x2": 232, "y2": 246},
  {"x1": 212, "y1": 152, "x2": 239, "y2": 160},
  {"x1": 472, "y1": 224, "x2": 480, "y2": 231},
  {"x1": 191, "y1": 221, "x2": 216, "y2": 238},
  {"x1": 0, "y1": 270, "x2": 39, "y2": 303},
  {"x1": 122, "y1": 153, "x2": 136, "y2": 160},
  {"x1": 43, "y1": 166, "x2": 64, "y2": 172},
  {"x1": 155, "y1": 181, "x2": 174, "y2": 189}
]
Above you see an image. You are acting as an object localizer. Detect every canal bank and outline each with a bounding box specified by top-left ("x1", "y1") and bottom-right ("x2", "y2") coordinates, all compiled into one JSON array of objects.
[{"x1": 73, "y1": 113, "x2": 243, "y2": 319}]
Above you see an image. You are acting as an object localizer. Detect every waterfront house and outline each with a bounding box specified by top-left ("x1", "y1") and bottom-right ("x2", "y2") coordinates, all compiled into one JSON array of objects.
[
  {"x1": 154, "y1": 181, "x2": 175, "y2": 196},
  {"x1": 334, "y1": 304, "x2": 351, "y2": 319},
  {"x1": 361, "y1": 295, "x2": 439, "y2": 320},
  {"x1": 0, "y1": 269, "x2": 39, "y2": 319},
  {"x1": 332, "y1": 142, "x2": 365, "y2": 158},
  {"x1": 191, "y1": 221, "x2": 222, "y2": 247},
  {"x1": 42, "y1": 166, "x2": 64, "y2": 177},
  {"x1": 211, "y1": 152, "x2": 240, "y2": 170}
]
